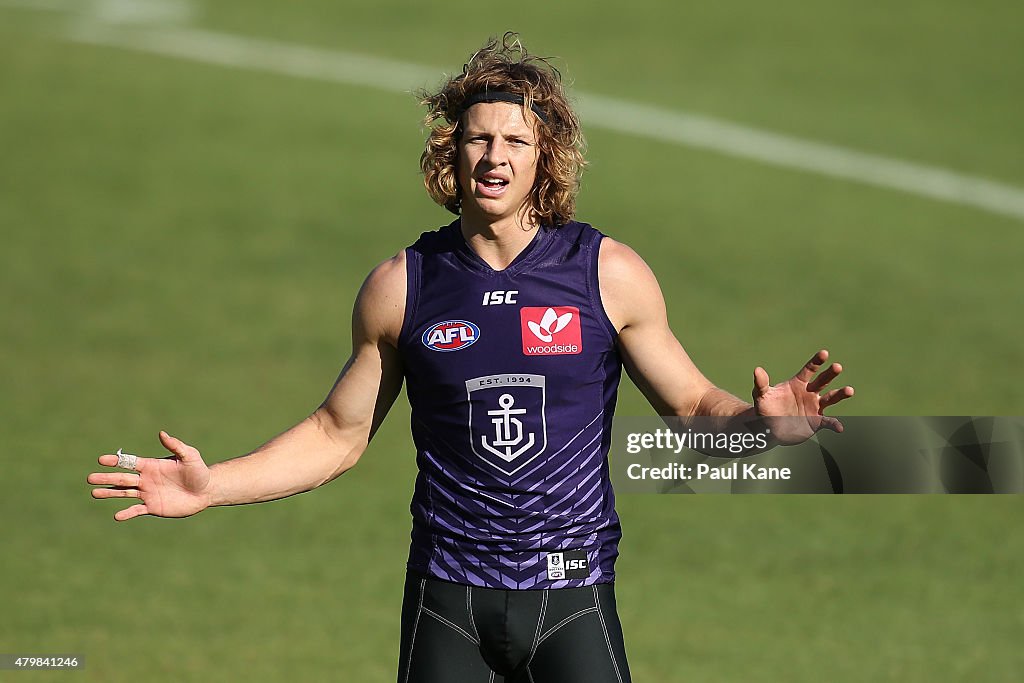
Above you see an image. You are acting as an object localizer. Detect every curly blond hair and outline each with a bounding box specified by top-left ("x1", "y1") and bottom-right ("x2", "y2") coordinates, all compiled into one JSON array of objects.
[{"x1": 419, "y1": 33, "x2": 586, "y2": 227}]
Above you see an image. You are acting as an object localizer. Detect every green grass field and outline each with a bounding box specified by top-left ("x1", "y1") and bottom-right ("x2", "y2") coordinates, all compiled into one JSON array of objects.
[{"x1": 2, "y1": 1, "x2": 1023, "y2": 680}]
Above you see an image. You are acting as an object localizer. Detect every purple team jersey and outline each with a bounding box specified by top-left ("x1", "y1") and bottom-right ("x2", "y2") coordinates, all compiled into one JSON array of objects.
[{"x1": 398, "y1": 219, "x2": 623, "y2": 589}]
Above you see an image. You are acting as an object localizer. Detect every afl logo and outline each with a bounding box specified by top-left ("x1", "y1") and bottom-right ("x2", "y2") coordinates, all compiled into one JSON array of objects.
[{"x1": 422, "y1": 320, "x2": 480, "y2": 352}]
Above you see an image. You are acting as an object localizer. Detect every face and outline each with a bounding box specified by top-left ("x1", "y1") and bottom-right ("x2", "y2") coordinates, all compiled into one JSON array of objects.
[{"x1": 456, "y1": 101, "x2": 541, "y2": 227}]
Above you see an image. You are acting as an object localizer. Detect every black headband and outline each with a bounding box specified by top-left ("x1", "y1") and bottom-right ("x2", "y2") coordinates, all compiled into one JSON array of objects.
[{"x1": 460, "y1": 90, "x2": 549, "y2": 124}]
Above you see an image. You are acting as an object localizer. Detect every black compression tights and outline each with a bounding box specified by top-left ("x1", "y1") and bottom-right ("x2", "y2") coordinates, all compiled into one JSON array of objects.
[{"x1": 397, "y1": 573, "x2": 631, "y2": 683}]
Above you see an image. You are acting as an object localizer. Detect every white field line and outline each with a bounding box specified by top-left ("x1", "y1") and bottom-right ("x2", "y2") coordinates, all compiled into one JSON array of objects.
[
  {"x1": 0, "y1": 0, "x2": 76, "y2": 10},
  {"x1": 55, "y1": 21, "x2": 1024, "y2": 222},
  {"x1": 0, "y1": 0, "x2": 194, "y2": 23},
  {"x1": 577, "y1": 94, "x2": 1024, "y2": 221},
  {"x1": 88, "y1": 0, "x2": 195, "y2": 25}
]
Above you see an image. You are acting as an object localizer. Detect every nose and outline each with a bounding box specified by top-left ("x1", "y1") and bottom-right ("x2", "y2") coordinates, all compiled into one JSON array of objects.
[{"x1": 483, "y1": 137, "x2": 509, "y2": 166}]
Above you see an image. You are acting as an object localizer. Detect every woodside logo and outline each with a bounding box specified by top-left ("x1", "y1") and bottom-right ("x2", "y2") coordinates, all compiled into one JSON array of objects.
[{"x1": 520, "y1": 306, "x2": 582, "y2": 356}]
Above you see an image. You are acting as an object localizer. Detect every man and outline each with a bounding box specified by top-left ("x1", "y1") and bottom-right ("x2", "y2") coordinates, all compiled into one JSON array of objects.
[{"x1": 88, "y1": 34, "x2": 853, "y2": 682}]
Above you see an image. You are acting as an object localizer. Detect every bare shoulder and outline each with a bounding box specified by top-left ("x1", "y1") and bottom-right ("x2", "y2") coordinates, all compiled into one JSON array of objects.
[
  {"x1": 362, "y1": 250, "x2": 407, "y2": 296},
  {"x1": 598, "y1": 236, "x2": 651, "y2": 276},
  {"x1": 354, "y1": 250, "x2": 407, "y2": 346},
  {"x1": 597, "y1": 236, "x2": 666, "y2": 332}
]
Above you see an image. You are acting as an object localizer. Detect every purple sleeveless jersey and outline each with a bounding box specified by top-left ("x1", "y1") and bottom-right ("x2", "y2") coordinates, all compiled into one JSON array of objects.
[{"x1": 398, "y1": 219, "x2": 623, "y2": 589}]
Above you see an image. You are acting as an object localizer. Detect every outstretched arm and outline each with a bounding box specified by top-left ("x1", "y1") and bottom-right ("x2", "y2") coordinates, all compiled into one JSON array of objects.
[
  {"x1": 598, "y1": 238, "x2": 852, "y2": 439},
  {"x1": 88, "y1": 252, "x2": 407, "y2": 520}
]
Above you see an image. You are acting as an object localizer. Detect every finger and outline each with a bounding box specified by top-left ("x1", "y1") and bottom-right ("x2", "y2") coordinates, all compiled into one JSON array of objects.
[
  {"x1": 91, "y1": 487, "x2": 142, "y2": 499},
  {"x1": 88, "y1": 472, "x2": 141, "y2": 487},
  {"x1": 752, "y1": 367, "x2": 771, "y2": 399},
  {"x1": 821, "y1": 415, "x2": 844, "y2": 433},
  {"x1": 796, "y1": 349, "x2": 829, "y2": 382},
  {"x1": 819, "y1": 386, "x2": 855, "y2": 408},
  {"x1": 807, "y1": 362, "x2": 843, "y2": 393},
  {"x1": 97, "y1": 454, "x2": 149, "y2": 472},
  {"x1": 114, "y1": 504, "x2": 149, "y2": 522},
  {"x1": 159, "y1": 431, "x2": 201, "y2": 463}
]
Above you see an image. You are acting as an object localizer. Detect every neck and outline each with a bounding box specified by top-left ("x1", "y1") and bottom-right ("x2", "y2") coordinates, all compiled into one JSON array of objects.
[{"x1": 460, "y1": 206, "x2": 540, "y2": 271}]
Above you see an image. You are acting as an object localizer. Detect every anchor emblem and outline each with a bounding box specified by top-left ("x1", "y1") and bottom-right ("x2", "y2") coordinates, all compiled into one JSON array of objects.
[{"x1": 466, "y1": 374, "x2": 547, "y2": 475}]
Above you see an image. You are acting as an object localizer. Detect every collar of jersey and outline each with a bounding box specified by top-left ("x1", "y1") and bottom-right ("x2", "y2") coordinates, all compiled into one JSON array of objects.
[{"x1": 449, "y1": 219, "x2": 555, "y2": 276}]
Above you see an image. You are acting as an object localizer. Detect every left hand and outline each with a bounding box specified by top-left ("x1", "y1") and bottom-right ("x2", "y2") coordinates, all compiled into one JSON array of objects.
[{"x1": 753, "y1": 349, "x2": 854, "y2": 444}]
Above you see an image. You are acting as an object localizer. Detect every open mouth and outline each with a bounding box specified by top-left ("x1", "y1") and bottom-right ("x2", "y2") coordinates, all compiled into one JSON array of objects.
[{"x1": 476, "y1": 176, "x2": 510, "y2": 197}]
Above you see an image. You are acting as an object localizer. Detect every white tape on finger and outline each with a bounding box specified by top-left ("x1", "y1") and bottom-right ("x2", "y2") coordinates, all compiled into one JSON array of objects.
[{"x1": 115, "y1": 448, "x2": 139, "y2": 471}]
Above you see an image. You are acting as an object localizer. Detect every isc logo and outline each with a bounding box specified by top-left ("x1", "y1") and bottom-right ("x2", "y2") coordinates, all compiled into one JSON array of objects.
[
  {"x1": 482, "y1": 290, "x2": 518, "y2": 306},
  {"x1": 421, "y1": 320, "x2": 480, "y2": 352},
  {"x1": 546, "y1": 550, "x2": 590, "y2": 580}
]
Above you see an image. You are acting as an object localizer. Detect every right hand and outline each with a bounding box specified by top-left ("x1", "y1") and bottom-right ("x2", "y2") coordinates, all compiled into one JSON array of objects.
[{"x1": 88, "y1": 431, "x2": 212, "y2": 521}]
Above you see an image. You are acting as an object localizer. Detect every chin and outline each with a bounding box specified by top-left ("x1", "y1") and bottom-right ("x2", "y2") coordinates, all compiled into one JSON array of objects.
[{"x1": 466, "y1": 200, "x2": 515, "y2": 221}]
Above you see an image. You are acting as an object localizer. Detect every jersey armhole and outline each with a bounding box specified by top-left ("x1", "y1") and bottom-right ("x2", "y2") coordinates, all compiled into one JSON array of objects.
[
  {"x1": 398, "y1": 246, "x2": 421, "y2": 348},
  {"x1": 587, "y1": 231, "x2": 620, "y2": 343}
]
